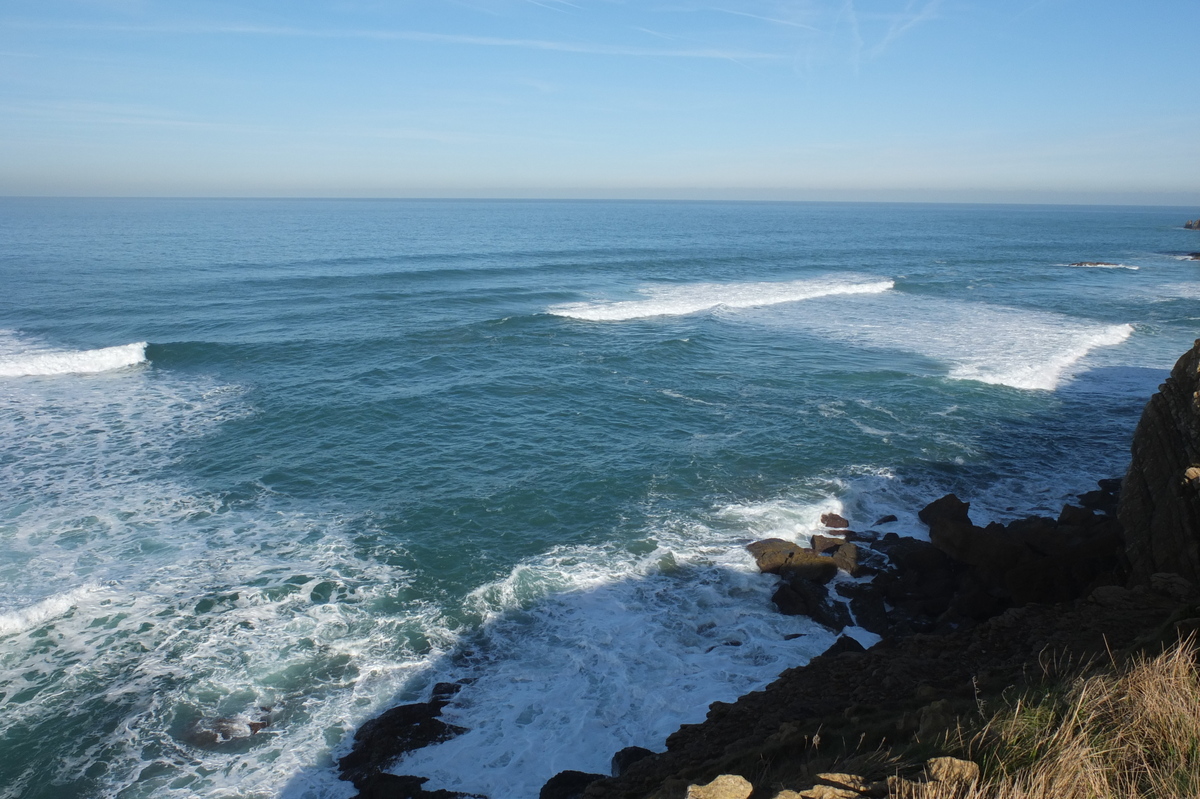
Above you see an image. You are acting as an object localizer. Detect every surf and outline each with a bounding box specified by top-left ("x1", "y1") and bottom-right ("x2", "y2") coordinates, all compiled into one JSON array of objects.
[{"x1": 546, "y1": 277, "x2": 895, "y2": 321}]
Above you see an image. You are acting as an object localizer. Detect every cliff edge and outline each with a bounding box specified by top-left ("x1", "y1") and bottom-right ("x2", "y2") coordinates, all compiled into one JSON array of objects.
[{"x1": 1120, "y1": 338, "x2": 1200, "y2": 584}]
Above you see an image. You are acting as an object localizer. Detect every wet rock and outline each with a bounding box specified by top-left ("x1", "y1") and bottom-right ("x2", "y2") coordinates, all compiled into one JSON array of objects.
[
  {"x1": 810, "y1": 534, "x2": 844, "y2": 555},
  {"x1": 831, "y1": 542, "x2": 871, "y2": 577},
  {"x1": 353, "y1": 773, "x2": 480, "y2": 799},
  {"x1": 835, "y1": 582, "x2": 890, "y2": 636},
  {"x1": 778, "y1": 552, "x2": 839, "y2": 584},
  {"x1": 747, "y1": 539, "x2": 806, "y2": 574},
  {"x1": 1069, "y1": 261, "x2": 1120, "y2": 267},
  {"x1": 540, "y1": 770, "x2": 606, "y2": 799},
  {"x1": 820, "y1": 513, "x2": 850, "y2": 529},
  {"x1": 822, "y1": 635, "x2": 866, "y2": 656},
  {"x1": 873, "y1": 514, "x2": 898, "y2": 525},
  {"x1": 773, "y1": 578, "x2": 851, "y2": 631},
  {"x1": 1185, "y1": 219, "x2": 1200, "y2": 229},
  {"x1": 685, "y1": 774, "x2": 753, "y2": 799},
  {"x1": 611, "y1": 746, "x2": 655, "y2": 777},
  {"x1": 338, "y1": 689, "x2": 467, "y2": 791}
]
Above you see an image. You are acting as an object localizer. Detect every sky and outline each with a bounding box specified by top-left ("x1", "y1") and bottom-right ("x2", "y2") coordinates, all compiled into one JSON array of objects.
[{"x1": 1, "y1": 1, "x2": 1198, "y2": 202}]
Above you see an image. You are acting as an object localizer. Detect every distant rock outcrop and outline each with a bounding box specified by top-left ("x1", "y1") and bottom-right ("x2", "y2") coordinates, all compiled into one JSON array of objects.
[
  {"x1": 1119, "y1": 339, "x2": 1200, "y2": 584},
  {"x1": 1185, "y1": 219, "x2": 1200, "y2": 230}
]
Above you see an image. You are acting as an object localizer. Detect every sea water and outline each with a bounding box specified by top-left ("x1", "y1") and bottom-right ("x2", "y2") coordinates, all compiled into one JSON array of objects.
[{"x1": 1, "y1": 199, "x2": 1197, "y2": 799}]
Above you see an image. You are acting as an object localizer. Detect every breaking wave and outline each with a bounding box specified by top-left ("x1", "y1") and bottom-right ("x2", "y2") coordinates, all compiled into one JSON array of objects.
[{"x1": 547, "y1": 277, "x2": 894, "y2": 321}]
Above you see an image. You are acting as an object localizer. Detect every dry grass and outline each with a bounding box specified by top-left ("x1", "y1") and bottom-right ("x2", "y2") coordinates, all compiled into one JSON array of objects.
[{"x1": 945, "y1": 637, "x2": 1200, "y2": 799}]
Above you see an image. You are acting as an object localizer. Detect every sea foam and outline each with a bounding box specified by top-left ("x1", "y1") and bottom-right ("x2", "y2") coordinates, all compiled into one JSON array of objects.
[
  {"x1": 546, "y1": 277, "x2": 894, "y2": 321},
  {"x1": 0, "y1": 339, "x2": 147, "y2": 377}
]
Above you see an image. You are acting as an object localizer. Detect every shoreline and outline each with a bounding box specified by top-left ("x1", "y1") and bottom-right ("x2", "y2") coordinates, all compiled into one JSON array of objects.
[{"x1": 337, "y1": 339, "x2": 1200, "y2": 799}]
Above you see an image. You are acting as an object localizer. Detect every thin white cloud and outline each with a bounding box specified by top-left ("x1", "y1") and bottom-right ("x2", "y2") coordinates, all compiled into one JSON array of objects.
[
  {"x1": 712, "y1": 8, "x2": 825, "y2": 33},
  {"x1": 869, "y1": 0, "x2": 942, "y2": 58},
  {"x1": 1, "y1": 19, "x2": 786, "y2": 61}
]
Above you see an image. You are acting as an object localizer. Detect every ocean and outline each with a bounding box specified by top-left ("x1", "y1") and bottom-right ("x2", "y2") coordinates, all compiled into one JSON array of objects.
[{"x1": 1, "y1": 199, "x2": 1197, "y2": 799}]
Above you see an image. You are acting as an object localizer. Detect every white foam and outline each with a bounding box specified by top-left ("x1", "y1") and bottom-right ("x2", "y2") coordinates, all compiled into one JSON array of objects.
[
  {"x1": 0, "y1": 337, "x2": 147, "y2": 377},
  {"x1": 394, "y1": 503, "x2": 841, "y2": 799},
  {"x1": 0, "y1": 583, "x2": 108, "y2": 637},
  {"x1": 547, "y1": 277, "x2": 894, "y2": 321},
  {"x1": 737, "y1": 294, "x2": 1134, "y2": 391},
  {"x1": 948, "y1": 322, "x2": 1134, "y2": 391},
  {"x1": 1061, "y1": 262, "x2": 1139, "y2": 270}
]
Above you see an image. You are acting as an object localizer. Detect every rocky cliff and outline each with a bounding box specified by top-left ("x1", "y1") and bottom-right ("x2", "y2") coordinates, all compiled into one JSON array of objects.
[{"x1": 1119, "y1": 339, "x2": 1200, "y2": 584}]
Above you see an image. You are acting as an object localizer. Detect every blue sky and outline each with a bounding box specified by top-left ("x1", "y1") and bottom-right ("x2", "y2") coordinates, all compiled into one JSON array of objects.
[{"x1": 2, "y1": 1, "x2": 1197, "y2": 201}]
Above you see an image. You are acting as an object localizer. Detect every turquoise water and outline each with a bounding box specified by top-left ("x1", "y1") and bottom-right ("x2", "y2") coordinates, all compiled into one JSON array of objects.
[{"x1": 1, "y1": 199, "x2": 1197, "y2": 798}]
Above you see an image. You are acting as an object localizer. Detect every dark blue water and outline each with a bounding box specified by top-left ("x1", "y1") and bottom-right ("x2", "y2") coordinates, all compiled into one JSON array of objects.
[{"x1": 1, "y1": 200, "x2": 1197, "y2": 798}]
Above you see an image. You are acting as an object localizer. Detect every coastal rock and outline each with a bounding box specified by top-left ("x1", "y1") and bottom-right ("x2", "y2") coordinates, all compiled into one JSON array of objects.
[
  {"x1": 791, "y1": 787, "x2": 860, "y2": 799},
  {"x1": 685, "y1": 774, "x2": 753, "y2": 799},
  {"x1": 778, "y1": 552, "x2": 839, "y2": 584},
  {"x1": 611, "y1": 746, "x2": 655, "y2": 777},
  {"x1": 747, "y1": 539, "x2": 806, "y2": 574},
  {"x1": 540, "y1": 770, "x2": 607, "y2": 799},
  {"x1": 1069, "y1": 261, "x2": 1120, "y2": 267},
  {"x1": 1119, "y1": 339, "x2": 1200, "y2": 585},
  {"x1": 772, "y1": 577, "x2": 852, "y2": 631},
  {"x1": 820, "y1": 513, "x2": 850, "y2": 529},
  {"x1": 1185, "y1": 219, "x2": 1200, "y2": 230},
  {"x1": 873, "y1": 514, "x2": 898, "y2": 525},
  {"x1": 810, "y1": 534, "x2": 844, "y2": 555},
  {"x1": 338, "y1": 686, "x2": 467, "y2": 792}
]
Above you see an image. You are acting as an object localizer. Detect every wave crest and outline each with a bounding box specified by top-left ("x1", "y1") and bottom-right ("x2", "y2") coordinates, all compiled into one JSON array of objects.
[
  {"x1": 547, "y1": 277, "x2": 895, "y2": 321},
  {"x1": 0, "y1": 341, "x2": 148, "y2": 377}
]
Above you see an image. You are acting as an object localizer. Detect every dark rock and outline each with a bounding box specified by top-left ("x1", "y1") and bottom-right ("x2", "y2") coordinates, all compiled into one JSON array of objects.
[
  {"x1": 918, "y1": 494, "x2": 972, "y2": 527},
  {"x1": 874, "y1": 514, "x2": 899, "y2": 525},
  {"x1": 1069, "y1": 261, "x2": 1120, "y2": 267},
  {"x1": 338, "y1": 698, "x2": 467, "y2": 791},
  {"x1": 1098, "y1": 478, "x2": 1123, "y2": 493},
  {"x1": 773, "y1": 577, "x2": 851, "y2": 631},
  {"x1": 539, "y1": 770, "x2": 606, "y2": 799},
  {"x1": 611, "y1": 746, "x2": 655, "y2": 777},
  {"x1": 1079, "y1": 490, "x2": 1117, "y2": 514},
  {"x1": 778, "y1": 552, "x2": 839, "y2": 584},
  {"x1": 1185, "y1": 219, "x2": 1200, "y2": 230},
  {"x1": 1119, "y1": 339, "x2": 1200, "y2": 585},
  {"x1": 822, "y1": 635, "x2": 866, "y2": 656},
  {"x1": 821, "y1": 512, "x2": 850, "y2": 529},
  {"x1": 353, "y1": 773, "x2": 480, "y2": 799},
  {"x1": 835, "y1": 582, "x2": 891, "y2": 636},
  {"x1": 1058, "y1": 504, "x2": 1095, "y2": 527}
]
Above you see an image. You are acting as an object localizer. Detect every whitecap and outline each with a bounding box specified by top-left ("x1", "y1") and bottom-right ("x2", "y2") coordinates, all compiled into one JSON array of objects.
[
  {"x1": 0, "y1": 338, "x2": 147, "y2": 377},
  {"x1": 547, "y1": 277, "x2": 894, "y2": 321}
]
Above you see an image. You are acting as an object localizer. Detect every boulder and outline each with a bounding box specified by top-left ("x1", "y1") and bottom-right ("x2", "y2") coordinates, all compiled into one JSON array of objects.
[
  {"x1": 1185, "y1": 219, "x2": 1200, "y2": 229},
  {"x1": 810, "y1": 534, "x2": 844, "y2": 555},
  {"x1": 926, "y1": 756, "x2": 979, "y2": 784},
  {"x1": 540, "y1": 770, "x2": 607, "y2": 799},
  {"x1": 611, "y1": 746, "x2": 655, "y2": 777},
  {"x1": 778, "y1": 551, "x2": 839, "y2": 584},
  {"x1": 874, "y1": 514, "x2": 898, "y2": 525},
  {"x1": 686, "y1": 774, "x2": 753, "y2": 799},
  {"x1": 747, "y1": 539, "x2": 806, "y2": 574},
  {"x1": 820, "y1": 512, "x2": 850, "y2": 529},
  {"x1": 773, "y1": 577, "x2": 851, "y2": 631},
  {"x1": 831, "y1": 542, "x2": 870, "y2": 577},
  {"x1": 816, "y1": 773, "x2": 887, "y2": 797}
]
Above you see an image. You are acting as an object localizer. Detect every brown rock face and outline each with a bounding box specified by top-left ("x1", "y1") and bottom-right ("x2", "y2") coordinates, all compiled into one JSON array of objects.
[{"x1": 1119, "y1": 339, "x2": 1200, "y2": 585}]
